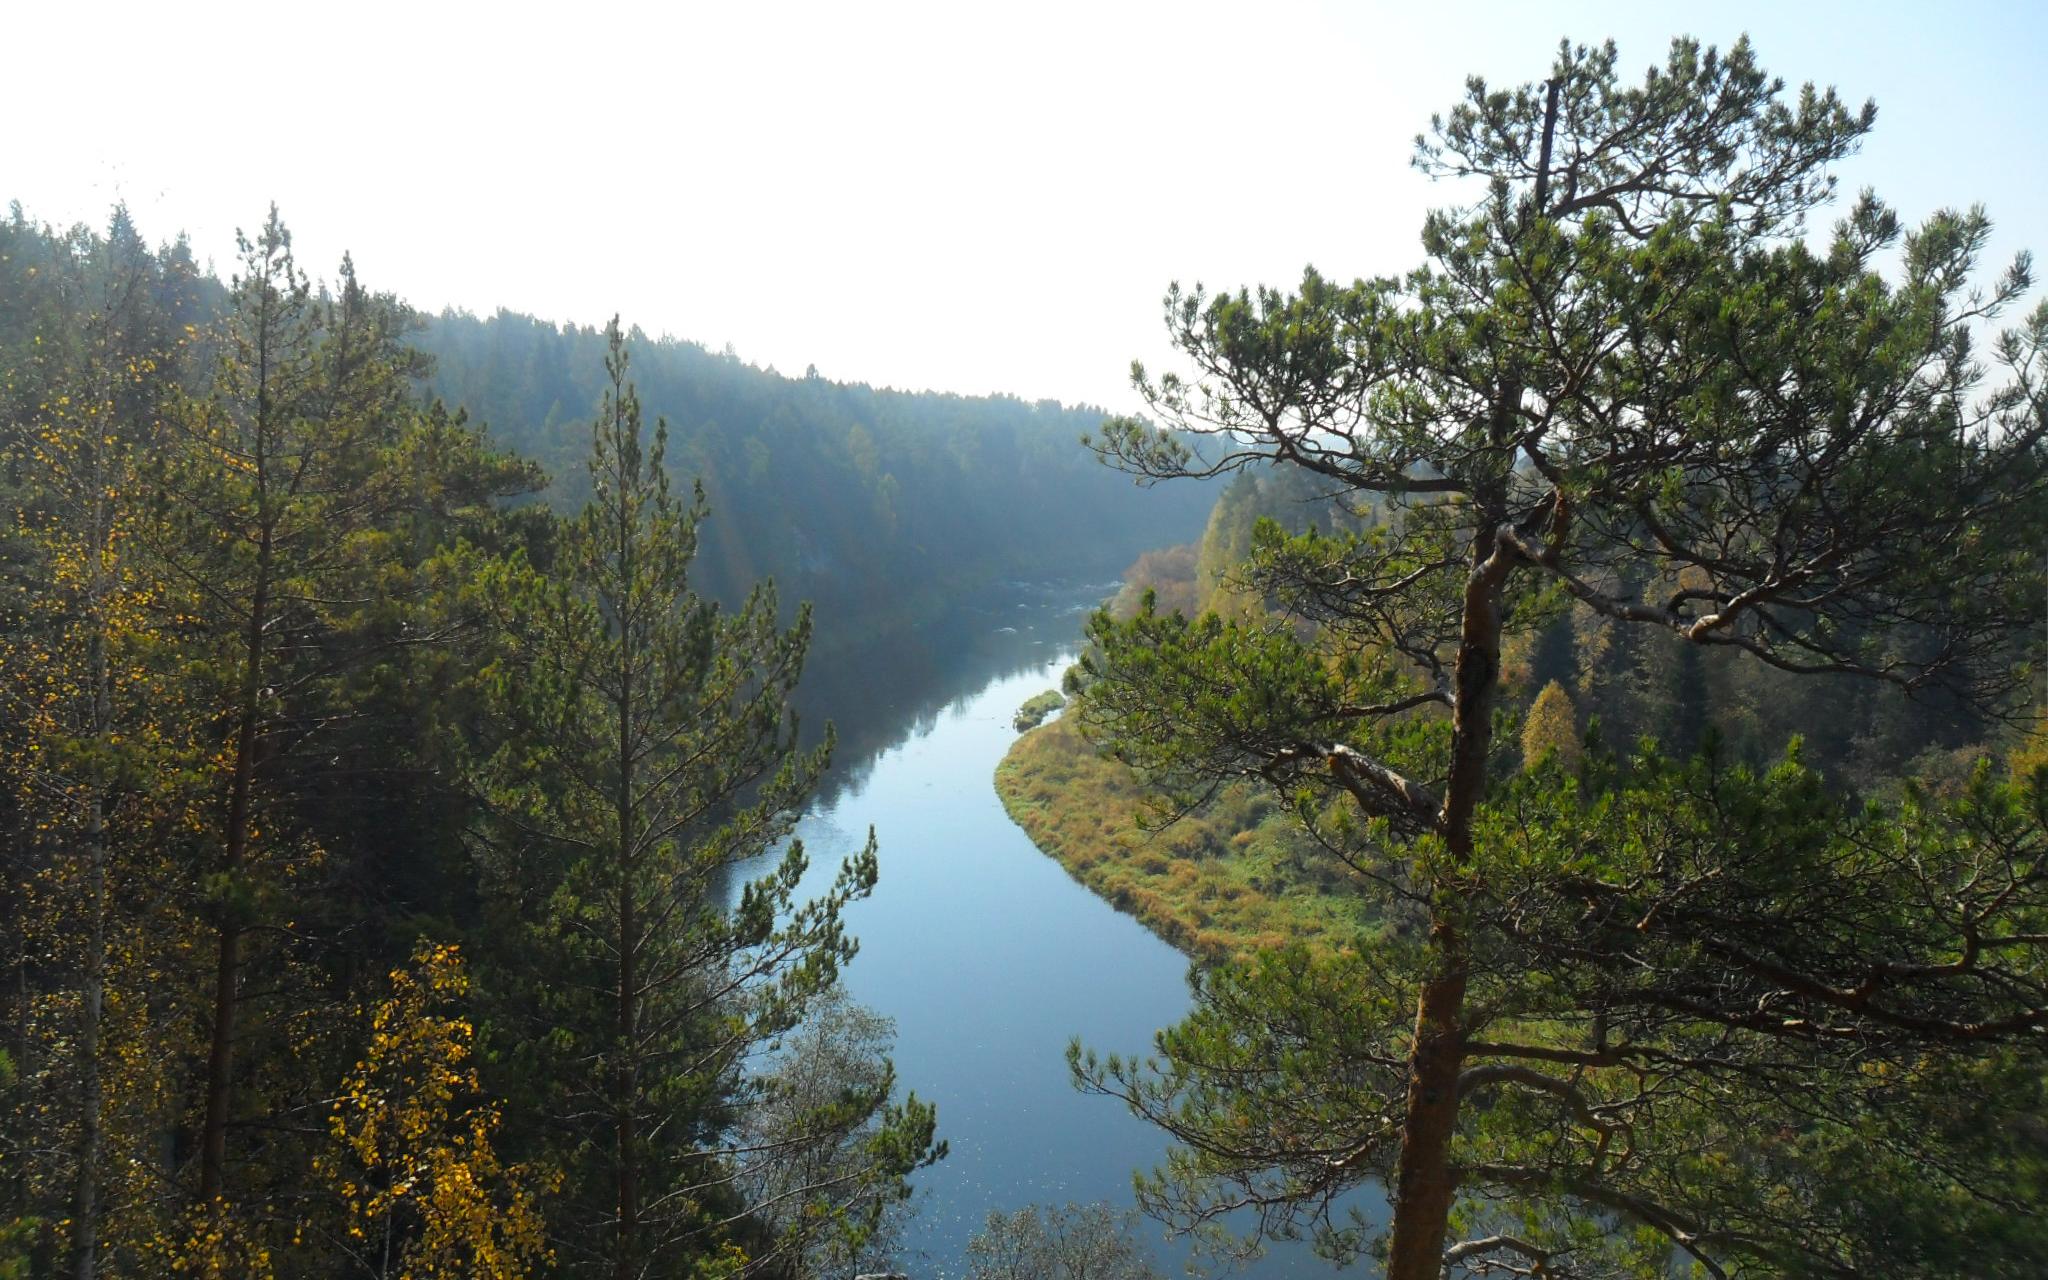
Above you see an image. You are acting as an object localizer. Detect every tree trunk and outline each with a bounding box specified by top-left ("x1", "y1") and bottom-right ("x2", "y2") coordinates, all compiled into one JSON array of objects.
[
  {"x1": 1384, "y1": 77, "x2": 1559, "y2": 1279},
  {"x1": 614, "y1": 420, "x2": 639, "y2": 1280},
  {"x1": 198, "y1": 490, "x2": 271, "y2": 1205},
  {"x1": 1385, "y1": 951, "x2": 1470, "y2": 1280},
  {"x1": 72, "y1": 446, "x2": 113, "y2": 1280},
  {"x1": 1384, "y1": 545, "x2": 1507, "y2": 1280}
]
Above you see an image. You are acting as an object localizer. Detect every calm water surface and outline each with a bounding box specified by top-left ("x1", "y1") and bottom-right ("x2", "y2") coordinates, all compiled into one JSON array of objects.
[{"x1": 780, "y1": 583, "x2": 1362, "y2": 1278}]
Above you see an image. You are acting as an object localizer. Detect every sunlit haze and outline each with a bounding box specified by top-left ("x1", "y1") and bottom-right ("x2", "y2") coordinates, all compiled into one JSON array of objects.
[{"x1": 11, "y1": 0, "x2": 2045, "y2": 412}]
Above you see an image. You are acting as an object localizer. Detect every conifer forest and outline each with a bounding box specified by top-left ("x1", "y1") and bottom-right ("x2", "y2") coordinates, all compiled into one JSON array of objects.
[{"x1": 4, "y1": 20, "x2": 2045, "y2": 1280}]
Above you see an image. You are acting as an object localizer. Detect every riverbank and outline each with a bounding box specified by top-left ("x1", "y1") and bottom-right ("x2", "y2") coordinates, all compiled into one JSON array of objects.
[
  {"x1": 994, "y1": 713, "x2": 1385, "y2": 959},
  {"x1": 765, "y1": 582, "x2": 1347, "y2": 1278}
]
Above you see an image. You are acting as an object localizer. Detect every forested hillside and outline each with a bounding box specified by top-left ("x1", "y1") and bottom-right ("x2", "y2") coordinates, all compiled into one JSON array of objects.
[
  {"x1": 6, "y1": 198, "x2": 1217, "y2": 642},
  {"x1": 413, "y1": 310, "x2": 1214, "y2": 636},
  {"x1": 0, "y1": 205, "x2": 958, "y2": 1279}
]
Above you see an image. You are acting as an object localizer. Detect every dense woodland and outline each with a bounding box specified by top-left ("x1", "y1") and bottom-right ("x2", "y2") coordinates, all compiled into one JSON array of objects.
[
  {"x1": 414, "y1": 309, "x2": 1213, "y2": 638},
  {"x1": 0, "y1": 200, "x2": 1212, "y2": 1279}
]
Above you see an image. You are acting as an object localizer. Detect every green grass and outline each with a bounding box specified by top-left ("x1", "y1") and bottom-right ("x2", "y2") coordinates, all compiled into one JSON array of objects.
[
  {"x1": 995, "y1": 713, "x2": 1385, "y2": 959},
  {"x1": 1011, "y1": 688, "x2": 1067, "y2": 731}
]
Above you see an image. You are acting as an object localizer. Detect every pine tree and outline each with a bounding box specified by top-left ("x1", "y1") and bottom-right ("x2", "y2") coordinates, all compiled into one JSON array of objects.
[
  {"x1": 143, "y1": 208, "x2": 433, "y2": 1263},
  {"x1": 1078, "y1": 37, "x2": 2047, "y2": 1278},
  {"x1": 472, "y1": 319, "x2": 936, "y2": 1277}
]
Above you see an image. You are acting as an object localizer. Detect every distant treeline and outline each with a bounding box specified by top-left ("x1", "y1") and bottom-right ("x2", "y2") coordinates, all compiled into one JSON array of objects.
[
  {"x1": 6, "y1": 197, "x2": 1216, "y2": 640},
  {"x1": 413, "y1": 309, "x2": 1214, "y2": 637}
]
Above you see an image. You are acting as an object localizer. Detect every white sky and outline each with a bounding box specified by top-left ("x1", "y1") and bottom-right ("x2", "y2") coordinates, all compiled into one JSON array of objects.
[{"x1": 9, "y1": 1, "x2": 2045, "y2": 413}]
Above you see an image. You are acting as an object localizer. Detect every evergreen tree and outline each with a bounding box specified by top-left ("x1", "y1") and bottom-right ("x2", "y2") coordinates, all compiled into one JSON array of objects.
[
  {"x1": 0, "y1": 205, "x2": 210, "y2": 1277},
  {"x1": 153, "y1": 209, "x2": 408, "y2": 1224},
  {"x1": 1078, "y1": 37, "x2": 2047, "y2": 1278},
  {"x1": 471, "y1": 319, "x2": 937, "y2": 1277},
  {"x1": 133, "y1": 208, "x2": 526, "y2": 1272}
]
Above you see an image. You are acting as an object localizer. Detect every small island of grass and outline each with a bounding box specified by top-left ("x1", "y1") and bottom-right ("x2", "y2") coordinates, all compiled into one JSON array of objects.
[{"x1": 1012, "y1": 688, "x2": 1066, "y2": 731}]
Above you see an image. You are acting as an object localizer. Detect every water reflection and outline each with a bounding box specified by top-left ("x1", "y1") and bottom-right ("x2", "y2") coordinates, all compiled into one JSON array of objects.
[
  {"x1": 795, "y1": 579, "x2": 1121, "y2": 806},
  {"x1": 756, "y1": 580, "x2": 1361, "y2": 1278}
]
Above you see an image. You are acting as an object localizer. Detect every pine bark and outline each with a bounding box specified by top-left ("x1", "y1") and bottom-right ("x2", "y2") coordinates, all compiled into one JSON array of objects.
[
  {"x1": 1382, "y1": 78, "x2": 1560, "y2": 1278},
  {"x1": 198, "y1": 299, "x2": 276, "y2": 1206},
  {"x1": 1383, "y1": 536, "x2": 1509, "y2": 1280}
]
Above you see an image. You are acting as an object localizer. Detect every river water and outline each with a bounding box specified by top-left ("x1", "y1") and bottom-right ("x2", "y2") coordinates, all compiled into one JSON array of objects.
[{"x1": 782, "y1": 582, "x2": 1359, "y2": 1278}]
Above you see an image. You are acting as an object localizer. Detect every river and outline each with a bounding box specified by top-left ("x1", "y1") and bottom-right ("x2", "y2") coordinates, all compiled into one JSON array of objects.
[{"x1": 780, "y1": 581, "x2": 1361, "y2": 1278}]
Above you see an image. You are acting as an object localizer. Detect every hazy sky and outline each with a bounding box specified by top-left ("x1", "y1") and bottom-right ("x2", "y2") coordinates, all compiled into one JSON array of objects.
[{"x1": 11, "y1": 1, "x2": 2046, "y2": 412}]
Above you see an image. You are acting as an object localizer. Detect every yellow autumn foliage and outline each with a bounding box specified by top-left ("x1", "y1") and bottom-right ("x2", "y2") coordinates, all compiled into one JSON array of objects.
[
  {"x1": 1521, "y1": 679, "x2": 1583, "y2": 773},
  {"x1": 315, "y1": 943, "x2": 553, "y2": 1279}
]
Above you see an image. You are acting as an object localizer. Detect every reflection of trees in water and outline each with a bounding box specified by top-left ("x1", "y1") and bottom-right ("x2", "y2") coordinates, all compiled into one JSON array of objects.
[
  {"x1": 711, "y1": 580, "x2": 1115, "y2": 906},
  {"x1": 796, "y1": 581, "x2": 1117, "y2": 807}
]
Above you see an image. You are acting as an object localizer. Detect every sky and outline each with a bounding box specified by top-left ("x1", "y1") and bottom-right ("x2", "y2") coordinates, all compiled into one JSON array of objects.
[{"x1": 9, "y1": 0, "x2": 2046, "y2": 414}]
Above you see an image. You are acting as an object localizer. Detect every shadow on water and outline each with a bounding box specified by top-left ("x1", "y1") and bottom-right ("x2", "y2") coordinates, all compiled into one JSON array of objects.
[{"x1": 793, "y1": 579, "x2": 1122, "y2": 807}]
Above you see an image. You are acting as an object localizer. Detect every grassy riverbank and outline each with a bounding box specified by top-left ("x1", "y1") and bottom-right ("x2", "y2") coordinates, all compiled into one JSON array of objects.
[{"x1": 995, "y1": 713, "x2": 1385, "y2": 958}]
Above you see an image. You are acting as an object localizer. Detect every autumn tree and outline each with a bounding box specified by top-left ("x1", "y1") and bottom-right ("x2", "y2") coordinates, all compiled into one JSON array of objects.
[
  {"x1": 315, "y1": 943, "x2": 551, "y2": 1279},
  {"x1": 471, "y1": 319, "x2": 938, "y2": 1278},
  {"x1": 1076, "y1": 37, "x2": 2048, "y2": 1279},
  {"x1": 1519, "y1": 680, "x2": 1581, "y2": 773}
]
